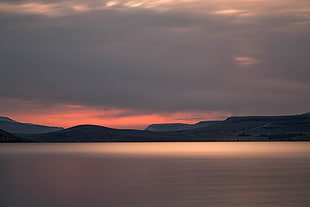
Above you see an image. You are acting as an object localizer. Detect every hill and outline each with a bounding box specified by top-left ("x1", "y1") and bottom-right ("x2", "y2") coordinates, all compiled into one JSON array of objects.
[
  {"x1": 0, "y1": 116, "x2": 63, "y2": 134},
  {"x1": 0, "y1": 129, "x2": 31, "y2": 142},
  {"x1": 184, "y1": 114, "x2": 310, "y2": 140},
  {"x1": 22, "y1": 125, "x2": 183, "y2": 142},
  {"x1": 145, "y1": 121, "x2": 221, "y2": 132},
  {"x1": 10, "y1": 113, "x2": 310, "y2": 142}
]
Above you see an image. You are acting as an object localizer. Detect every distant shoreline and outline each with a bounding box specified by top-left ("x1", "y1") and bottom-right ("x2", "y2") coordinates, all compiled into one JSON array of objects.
[{"x1": 1, "y1": 113, "x2": 310, "y2": 143}]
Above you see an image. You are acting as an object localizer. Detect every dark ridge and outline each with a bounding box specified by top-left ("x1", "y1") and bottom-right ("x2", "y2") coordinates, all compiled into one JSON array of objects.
[
  {"x1": 0, "y1": 116, "x2": 16, "y2": 123},
  {"x1": 145, "y1": 121, "x2": 221, "y2": 132},
  {"x1": 21, "y1": 125, "x2": 183, "y2": 142},
  {"x1": 186, "y1": 113, "x2": 310, "y2": 139},
  {"x1": 11, "y1": 113, "x2": 310, "y2": 142},
  {"x1": 0, "y1": 129, "x2": 32, "y2": 142},
  {"x1": 0, "y1": 115, "x2": 64, "y2": 134}
]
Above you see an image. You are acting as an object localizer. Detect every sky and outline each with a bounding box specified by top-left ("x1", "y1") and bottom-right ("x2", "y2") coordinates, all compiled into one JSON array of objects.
[{"x1": 0, "y1": 0, "x2": 309, "y2": 129}]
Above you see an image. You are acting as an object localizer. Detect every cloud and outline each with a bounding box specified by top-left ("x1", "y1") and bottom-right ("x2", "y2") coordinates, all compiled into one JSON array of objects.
[
  {"x1": 212, "y1": 9, "x2": 254, "y2": 17},
  {"x1": 234, "y1": 57, "x2": 260, "y2": 65},
  {"x1": 0, "y1": 0, "x2": 309, "y2": 126}
]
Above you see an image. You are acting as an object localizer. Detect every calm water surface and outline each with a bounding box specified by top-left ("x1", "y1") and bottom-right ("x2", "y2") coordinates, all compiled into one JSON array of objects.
[{"x1": 0, "y1": 142, "x2": 309, "y2": 207}]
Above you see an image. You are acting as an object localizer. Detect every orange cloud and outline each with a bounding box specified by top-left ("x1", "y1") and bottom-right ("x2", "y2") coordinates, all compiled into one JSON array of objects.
[
  {"x1": 234, "y1": 56, "x2": 260, "y2": 65},
  {"x1": 212, "y1": 9, "x2": 254, "y2": 17},
  {"x1": 1, "y1": 0, "x2": 308, "y2": 19},
  {"x1": 0, "y1": 2, "x2": 60, "y2": 16}
]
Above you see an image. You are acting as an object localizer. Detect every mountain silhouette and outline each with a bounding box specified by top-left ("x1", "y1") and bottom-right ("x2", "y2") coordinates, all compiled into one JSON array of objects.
[
  {"x1": 2, "y1": 113, "x2": 310, "y2": 142},
  {"x1": 0, "y1": 116, "x2": 63, "y2": 134}
]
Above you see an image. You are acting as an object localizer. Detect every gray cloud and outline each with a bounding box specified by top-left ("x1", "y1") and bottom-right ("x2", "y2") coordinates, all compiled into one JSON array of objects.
[{"x1": 0, "y1": 0, "x2": 310, "y2": 117}]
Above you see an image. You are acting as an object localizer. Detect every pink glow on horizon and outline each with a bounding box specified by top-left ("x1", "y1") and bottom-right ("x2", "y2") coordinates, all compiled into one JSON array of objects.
[{"x1": 3, "y1": 105, "x2": 229, "y2": 129}]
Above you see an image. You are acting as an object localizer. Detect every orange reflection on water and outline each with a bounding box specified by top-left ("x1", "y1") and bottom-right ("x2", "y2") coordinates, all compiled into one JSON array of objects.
[{"x1": 1, "y1": 142, "x2": 310, "y2": 158}]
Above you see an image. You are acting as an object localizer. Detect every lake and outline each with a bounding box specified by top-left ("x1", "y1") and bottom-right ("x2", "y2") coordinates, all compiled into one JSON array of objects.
[{"x1": 0, "y1": 142, "x2": 310, "y2": 207}]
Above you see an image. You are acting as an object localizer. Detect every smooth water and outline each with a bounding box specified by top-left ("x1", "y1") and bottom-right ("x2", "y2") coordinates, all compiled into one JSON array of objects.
[{"x1": 0, "y1": 142, "x2": 309, "y2": 207}]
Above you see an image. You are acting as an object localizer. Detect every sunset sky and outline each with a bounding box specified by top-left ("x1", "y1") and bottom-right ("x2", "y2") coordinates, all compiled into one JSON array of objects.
[{"x1": 0, "y1": 0, "x2": 309, "y2": 129}]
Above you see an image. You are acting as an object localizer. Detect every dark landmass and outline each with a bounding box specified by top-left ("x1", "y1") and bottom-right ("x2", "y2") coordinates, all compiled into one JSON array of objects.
[
  {"x1": 20, "y1": 125, "x2": 180, "y2": 142},
  {"x1": 184, "y1": 113, "x2": 310, "y2": 138},
  {"x1": 0, "y1": 116, "x2": 63, "y2": 134},
  {"x1": 145, "y1": 121, "x2": 221, "y2": 131},
  {"x1": 1, "y1": 113, "x2": 310, "y2": 142},
  {"x1": 0, "y1": 129, "x2": 32, "y2": 142}
]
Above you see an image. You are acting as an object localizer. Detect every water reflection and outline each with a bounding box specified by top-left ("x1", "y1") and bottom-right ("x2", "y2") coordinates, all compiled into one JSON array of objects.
[
  {"x1": 0, "y1": 142, "x2": 309, "y2": 158},
  {"x1": 0, "y1": 142, "x2": 310, "y2": 207}
]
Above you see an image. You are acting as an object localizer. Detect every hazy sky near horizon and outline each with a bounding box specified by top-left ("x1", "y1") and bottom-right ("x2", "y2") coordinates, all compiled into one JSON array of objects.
[{"x1": 0, "y1": 0, "x2": 310, "y2": 128}]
